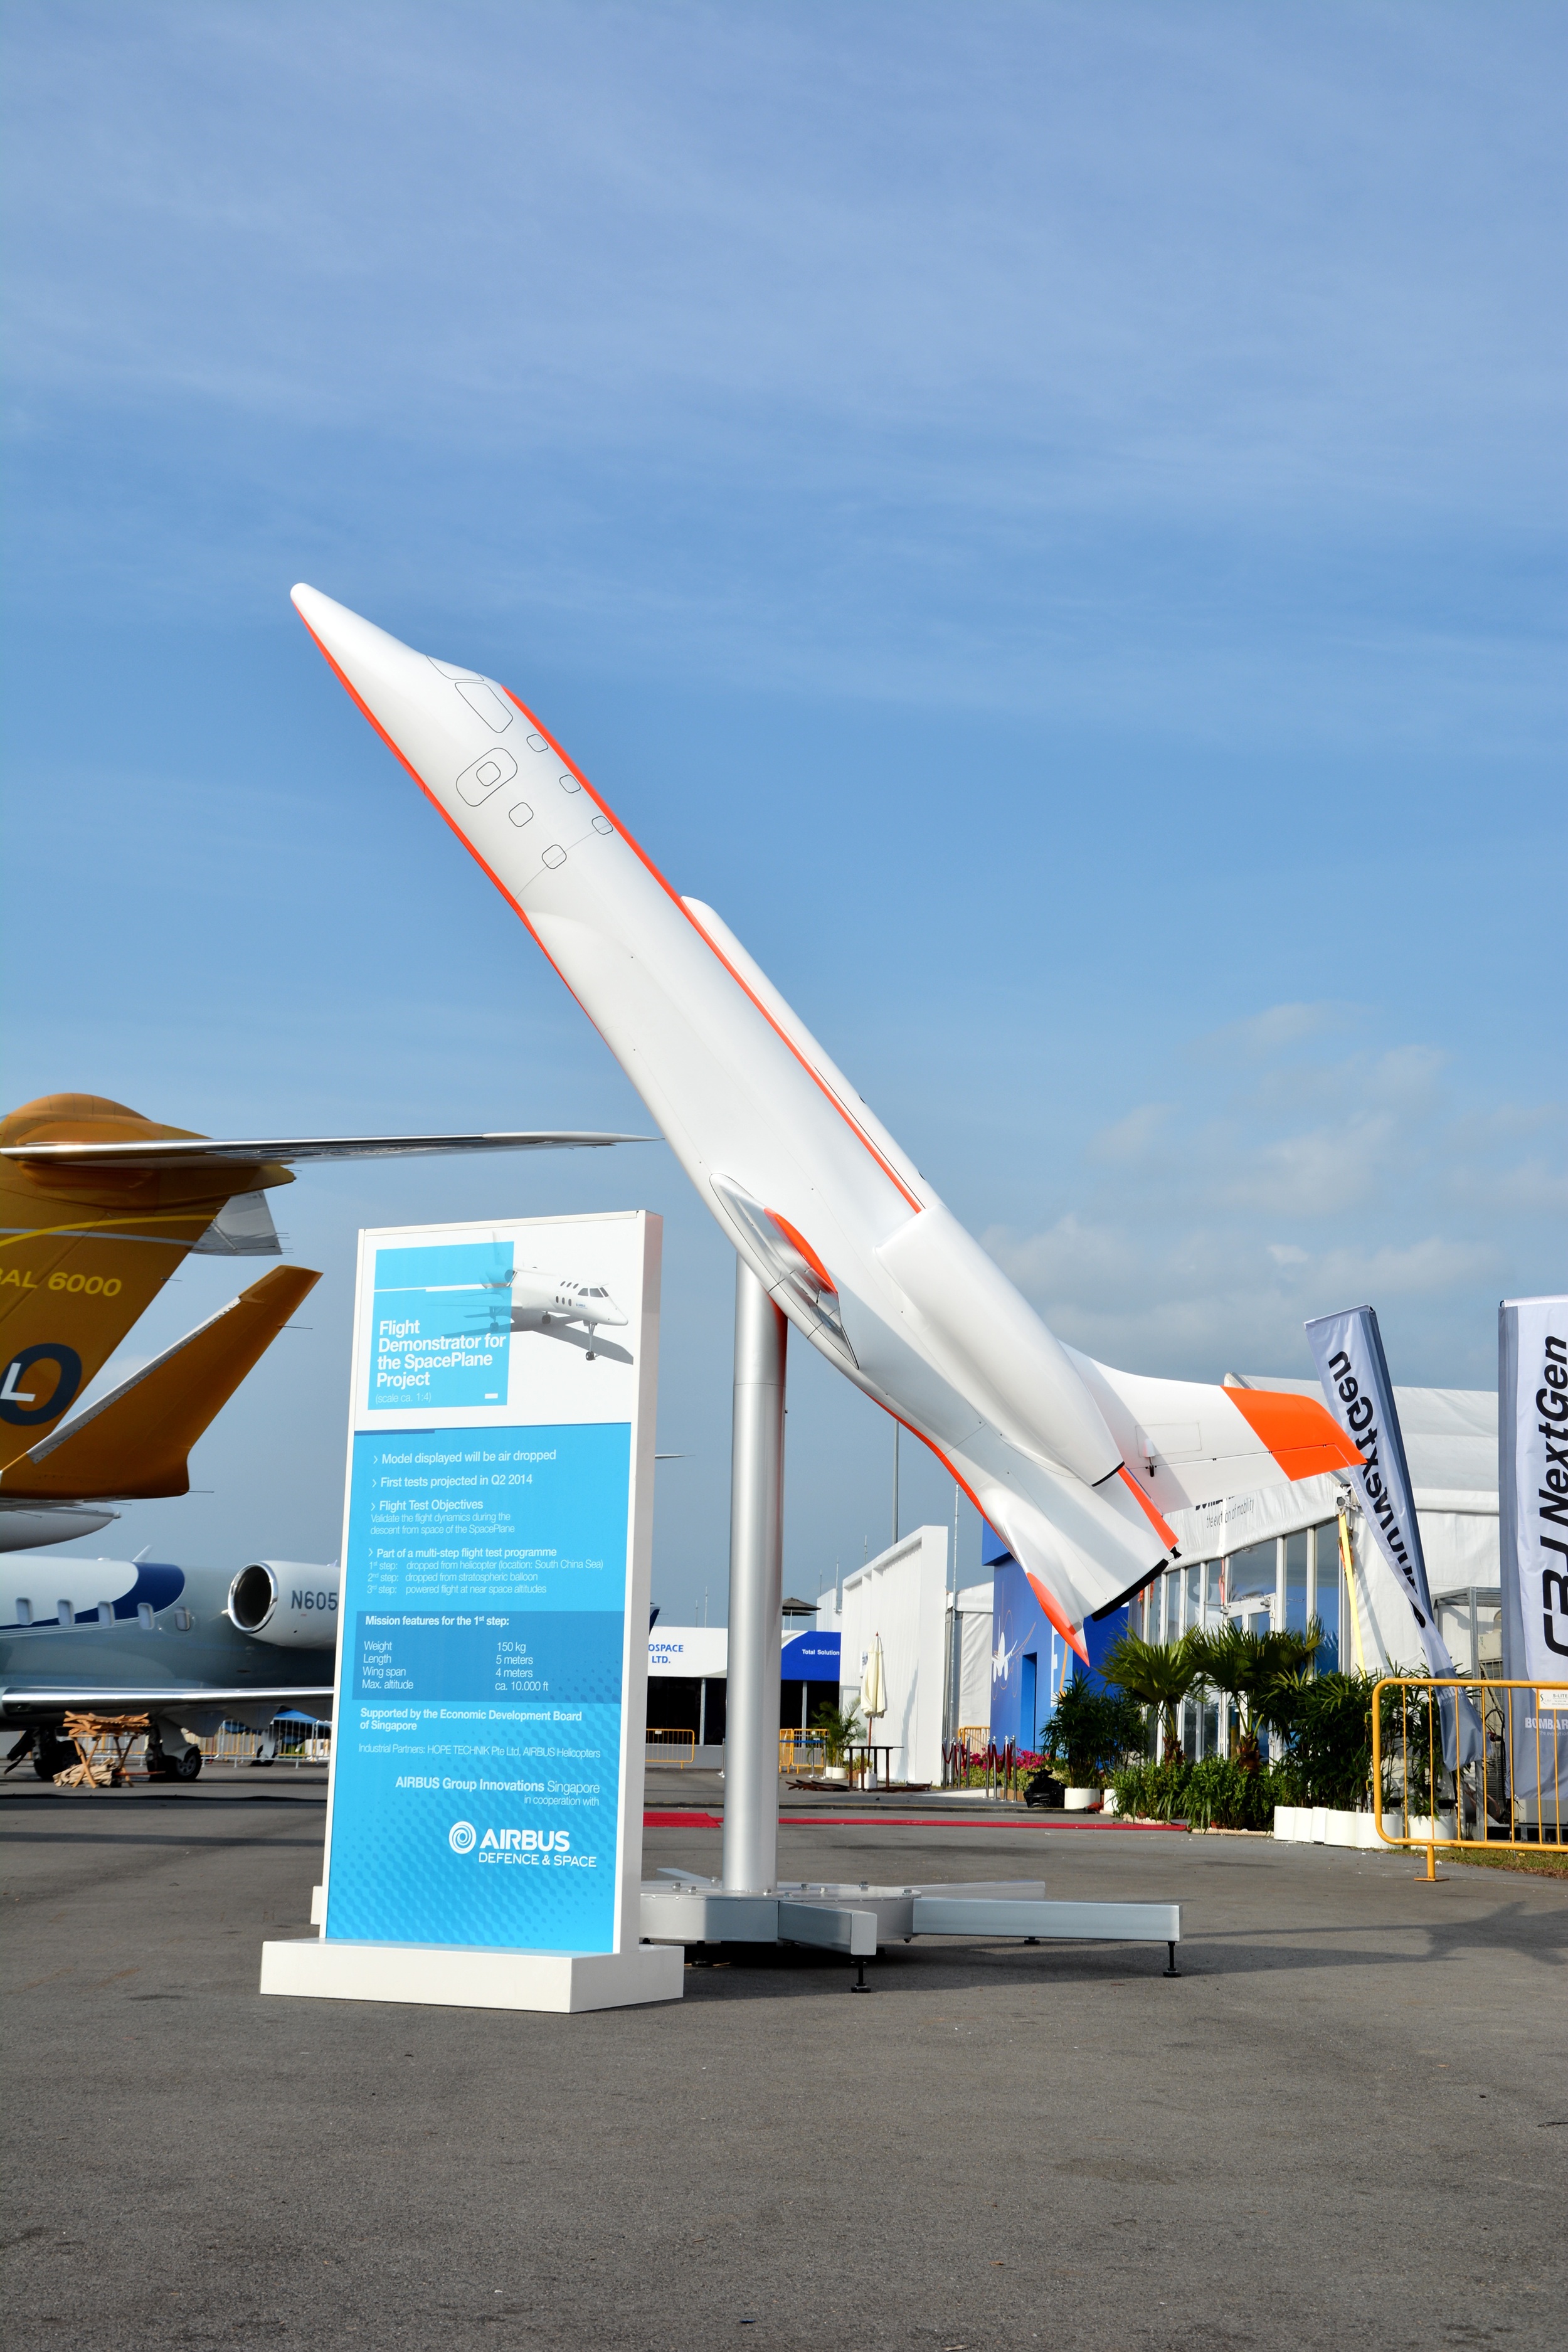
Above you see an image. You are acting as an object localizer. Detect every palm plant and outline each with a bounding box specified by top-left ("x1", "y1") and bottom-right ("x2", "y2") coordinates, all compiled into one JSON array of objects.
[
  {"x1": 1291, "y1": 1671, "x2": 1377, "y2": 1810},
  {"x1": 809, "y1": 1698, "x2": 864, "y2": 1767},
  {"x1": 1037, "y1": 1673, "x2": 1147, "y2": 1787},
  {"x1": 1187, "y1": 1621, "x2": 1323, "y2": 1770},
  {"x1": 1100, "y1": 1630, "x2": 1201, "y2": 1765}
]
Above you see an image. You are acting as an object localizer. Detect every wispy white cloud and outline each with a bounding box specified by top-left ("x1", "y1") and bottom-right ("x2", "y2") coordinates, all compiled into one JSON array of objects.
[
  {"x1": 1221, "y1": 1116, "x2": 1399, "y2": 1216},
  {"x1": 1086, "y1": 1103, "x2": 1173, "y2": 1163},
  {"x1": 980, "y1": 1003, "x2": 1554, "y2": 1384},
  {"x1": 2, "y1": 4, "x2": 1562, "y2": 740},
  {"x1": 1192, "y1": 1002, "x2": 1349, "y2": 1062}
]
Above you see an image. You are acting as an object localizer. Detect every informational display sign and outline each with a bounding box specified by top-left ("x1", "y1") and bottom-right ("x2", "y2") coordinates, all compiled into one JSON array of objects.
[
  {"x1": 1499, "y1": 1295, "x2": 1568, "y2": 1812},
  {"x1": 319, "y1": 1212, "x2": 660, "y2": 1957}
]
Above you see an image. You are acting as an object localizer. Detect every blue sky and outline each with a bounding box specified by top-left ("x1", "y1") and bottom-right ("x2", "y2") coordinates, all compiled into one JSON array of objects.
[{"x1": 3, "y1": 1, "x2": 1562, "y2": 1616}]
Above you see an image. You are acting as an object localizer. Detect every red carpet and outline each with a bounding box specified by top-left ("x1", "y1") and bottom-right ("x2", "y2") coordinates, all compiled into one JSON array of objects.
[{"x1": 643, "y1": 1810, "x2": 1185, "y2": 1833}]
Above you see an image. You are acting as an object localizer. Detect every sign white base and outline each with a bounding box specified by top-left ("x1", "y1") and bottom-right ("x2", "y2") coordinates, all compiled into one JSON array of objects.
[{"x1": 259, "y1": 1937, "x2": 683, "y2": 2014}]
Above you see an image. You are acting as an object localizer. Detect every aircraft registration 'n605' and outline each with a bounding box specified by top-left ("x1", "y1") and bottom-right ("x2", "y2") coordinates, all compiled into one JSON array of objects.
[{"x1": 294, "y1": 584, "x2": 1360, "y2": 1654}]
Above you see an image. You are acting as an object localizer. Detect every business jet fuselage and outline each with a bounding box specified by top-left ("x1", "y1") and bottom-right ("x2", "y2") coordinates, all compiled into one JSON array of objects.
[{"x1": 1, "y1": 1554, "x2": 337, "y2": 1782}]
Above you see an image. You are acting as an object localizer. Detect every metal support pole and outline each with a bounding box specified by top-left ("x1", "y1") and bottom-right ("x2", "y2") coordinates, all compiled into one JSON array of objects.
[
  {"x1": 943, "y1": 1481, "x2": 960, "y2": 1748},
  {"x1": 891, "y1": 1423, "x2": 900, "y2": 1547},
  {"x1": 721, "y1": 1262, "x2": 787, "y2": 1894}
]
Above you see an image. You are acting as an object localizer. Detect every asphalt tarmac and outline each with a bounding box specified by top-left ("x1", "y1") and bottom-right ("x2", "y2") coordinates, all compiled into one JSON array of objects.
[{"x1": 4, "y1": 1766, "x2": 1564, "y2": 2351}]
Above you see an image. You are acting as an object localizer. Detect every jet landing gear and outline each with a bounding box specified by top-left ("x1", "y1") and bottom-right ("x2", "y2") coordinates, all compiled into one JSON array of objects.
[
  {"x1": 26, "y1": 1731, "x2": 77, "y2": 1781},
  {"x1": 534, "y1": 1307, "x2": 599, "y2": 1359},
  {"x1": 144, "y1": 1739, "x2": 202, "y2": 1783}
]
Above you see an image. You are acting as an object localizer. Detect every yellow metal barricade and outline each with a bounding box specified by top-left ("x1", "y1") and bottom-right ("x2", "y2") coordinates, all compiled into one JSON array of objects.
[
  {"x1": 645, "y1": 1727, "x2": 697, "y2": 1765},
  {"x1": 1372, "y1": 1677, "x2": 1567, "y2": 1879},
  {"x1": 778, "y1": 1729, "x2": 829, "y2": 1774}
]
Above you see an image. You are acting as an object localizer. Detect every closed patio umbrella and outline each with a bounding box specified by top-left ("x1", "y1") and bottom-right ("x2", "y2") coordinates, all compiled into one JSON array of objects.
[{"x1": 859, "y1": 1634, "x2": 886, "y2": 1783}]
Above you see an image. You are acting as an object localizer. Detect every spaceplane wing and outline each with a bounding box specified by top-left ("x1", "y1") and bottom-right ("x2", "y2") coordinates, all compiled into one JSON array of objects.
[{"x1": 293, "y1": 583, "x2": 1360, "y2": 1650}]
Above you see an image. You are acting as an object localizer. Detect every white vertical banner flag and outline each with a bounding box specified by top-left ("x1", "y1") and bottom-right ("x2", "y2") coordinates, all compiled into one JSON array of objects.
[
  {"x1": 1498, "y1": 1298, "x2": 1568, "y2": 1814},
  {"x1": 1499, "y1": 1297, "x2": 1568, "y2": 1677},
  {"x1": 1306, "y1": 1305, "x2": 1482, "y2": 1766}
]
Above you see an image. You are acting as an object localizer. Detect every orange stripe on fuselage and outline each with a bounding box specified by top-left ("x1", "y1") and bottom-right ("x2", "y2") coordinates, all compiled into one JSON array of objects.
[
  {"x1": 503, "y1": 692, "x2": 923, "y2": 1217},
  {"x1": 298, "y1": 606, "x2": 922, "y2": 1220},
  {"x1": 1224, "y1": 1385, "x2": 1364, "y2": 1478},
  {"x1": 295, "y1": 615, "x2": 615, "y2": 1046}
]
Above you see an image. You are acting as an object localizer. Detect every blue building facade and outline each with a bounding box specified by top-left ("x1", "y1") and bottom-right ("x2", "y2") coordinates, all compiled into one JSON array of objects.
[{"x1": 984, "y1": 1521, "x2": 1130, "y2": 1752}]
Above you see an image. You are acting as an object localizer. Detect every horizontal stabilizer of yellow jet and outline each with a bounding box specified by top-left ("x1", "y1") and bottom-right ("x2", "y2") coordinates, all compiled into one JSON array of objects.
[{"x1": 0, "y1": 1264, "x2": 320, "y2": 1501}]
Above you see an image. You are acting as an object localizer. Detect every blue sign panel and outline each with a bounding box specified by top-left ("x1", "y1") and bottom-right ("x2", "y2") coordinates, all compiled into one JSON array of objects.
[
  {"x1": 368, "y1": 1237, "x2": 513, "y2": 1412},
  {"x1": 325, "y1": 1421, "x2": 630, "y2": 1952},
  {"x1": 780, "y1": 1630, "x2": 842, "y2": 1679}
]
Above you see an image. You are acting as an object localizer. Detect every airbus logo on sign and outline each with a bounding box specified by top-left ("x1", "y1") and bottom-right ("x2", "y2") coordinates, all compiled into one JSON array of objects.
[{"x1": 447, "y1": 1822, "x2": 584, "y2": 1867}]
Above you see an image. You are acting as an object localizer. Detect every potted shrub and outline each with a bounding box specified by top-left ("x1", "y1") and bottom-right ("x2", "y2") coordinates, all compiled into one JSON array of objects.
[
  {"x1": 809, "y1": 1700, "x2": 863, "y2": 1783},
  {"x1": 1377, "y1": 1677, "x2": 1456, "y2": 1843},
  {"x1": 1030, "y1": 1675, "x2": 1145, "y2": 1810}
]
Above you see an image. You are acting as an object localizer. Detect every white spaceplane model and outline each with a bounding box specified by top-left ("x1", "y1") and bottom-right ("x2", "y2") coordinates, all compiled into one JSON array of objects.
[{"x1": 292, "y1": 585, "x2": 1359, "y2": 1654}]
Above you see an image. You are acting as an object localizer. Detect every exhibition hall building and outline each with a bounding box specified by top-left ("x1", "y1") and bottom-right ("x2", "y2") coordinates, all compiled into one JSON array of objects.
[{"x1": 646, "y1": 1377, "x2": 1500, "y2": 1782}]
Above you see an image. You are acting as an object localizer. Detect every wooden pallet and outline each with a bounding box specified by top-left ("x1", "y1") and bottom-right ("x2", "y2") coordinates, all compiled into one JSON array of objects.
[{"x1": 54, "y1": 1712, "x2": 151, "y2": 1789}]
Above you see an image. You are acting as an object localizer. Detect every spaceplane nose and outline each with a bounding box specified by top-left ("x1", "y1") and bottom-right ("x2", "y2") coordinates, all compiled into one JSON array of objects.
[
  {"x1": 290, "y1": 583, "x2": 431, "y2": 706},
  {"x1": 290, "y1": 583, "x2": 519, "y2": 797}
]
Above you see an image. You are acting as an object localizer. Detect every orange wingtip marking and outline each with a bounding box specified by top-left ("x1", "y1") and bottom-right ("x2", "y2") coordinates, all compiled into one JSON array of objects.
[
  {"x1": 1024, "y1": 1570, "x2": 1089, "y2": 1665},
  {"x1": 1116, "y1": 1464, "x2": 1177, "y2": 1550},
  {"x1": 1224, "y1": 1386, "x2": 1364, "y2": 1477},
  {"x1": 889, "y1": 1413, "x2": 1091, "y2": 1664}
]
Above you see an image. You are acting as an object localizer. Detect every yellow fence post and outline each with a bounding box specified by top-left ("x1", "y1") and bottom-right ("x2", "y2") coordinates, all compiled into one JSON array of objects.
[{"x1": 1371, "y1": 1676, "x2": 1565, "y2": 1875}]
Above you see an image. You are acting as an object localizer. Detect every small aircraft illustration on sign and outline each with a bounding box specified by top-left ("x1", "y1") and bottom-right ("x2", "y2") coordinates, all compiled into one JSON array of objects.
[{"x1": 467, "y1": 1269, "x2": 630, "y2": 1360}]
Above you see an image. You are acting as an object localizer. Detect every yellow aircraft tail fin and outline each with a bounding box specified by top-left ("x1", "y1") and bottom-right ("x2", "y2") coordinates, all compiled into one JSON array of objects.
[
  {"x1": 0, "y1": 1094, "x2": 288, "y2": 1444},
  {"x1": 0, "y1": 1263, "x2": 319, "y2": 1500}
]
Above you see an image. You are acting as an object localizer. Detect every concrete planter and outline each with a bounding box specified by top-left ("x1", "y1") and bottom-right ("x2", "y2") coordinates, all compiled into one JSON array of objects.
[
  {"x1": 822, "y1": 1765, "x2": 848, "y2": 1783},
  {"x1": 1274, "y1": 1805, "x2": 1383, "y2": 1850},
  {"x1": 1397, "y1": 1812, "x2": 1458, "y2": 1845},
  {"x1": 1062, "y1": 1787, "x2": 1100, "y2": 1812}
]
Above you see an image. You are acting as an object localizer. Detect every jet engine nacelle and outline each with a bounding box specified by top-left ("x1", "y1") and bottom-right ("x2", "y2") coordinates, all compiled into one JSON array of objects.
[{"x1": 226, "y1": 1560, "x2": 340, "y2": 1648}]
